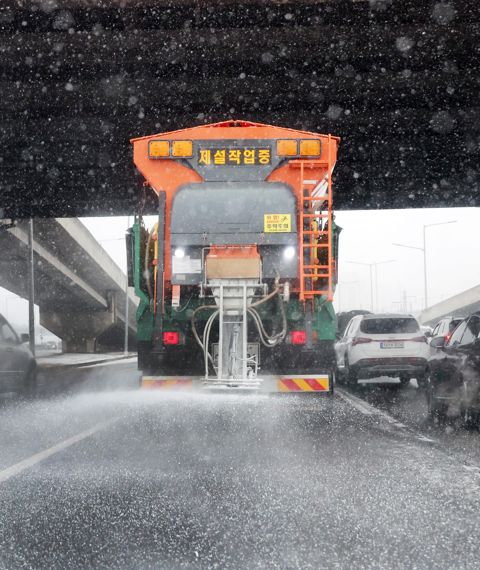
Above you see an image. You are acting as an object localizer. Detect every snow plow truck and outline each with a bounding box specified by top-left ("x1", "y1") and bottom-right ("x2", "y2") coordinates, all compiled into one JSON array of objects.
[{"x1": 127, "y1": 120, "x2": 341, "y2": 393}]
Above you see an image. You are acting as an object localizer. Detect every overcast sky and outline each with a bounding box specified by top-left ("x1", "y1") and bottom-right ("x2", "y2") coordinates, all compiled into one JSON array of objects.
[{"x1": 2, "y1": 207, "x2": 479, "y2": 329}]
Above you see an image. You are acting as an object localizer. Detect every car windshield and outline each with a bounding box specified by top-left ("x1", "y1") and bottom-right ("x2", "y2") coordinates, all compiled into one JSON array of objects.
[{"x1": 360, "y1": 318, "x2": 420, "y2": 335}]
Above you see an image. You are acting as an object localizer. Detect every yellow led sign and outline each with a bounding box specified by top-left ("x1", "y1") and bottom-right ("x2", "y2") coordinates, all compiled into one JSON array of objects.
[{"x1": 198, "y1": 147, "x2": 271, "y2": 166}]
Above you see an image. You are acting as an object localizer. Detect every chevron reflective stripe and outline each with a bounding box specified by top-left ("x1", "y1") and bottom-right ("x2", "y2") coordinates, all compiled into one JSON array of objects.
[
  {"x1": 142, "y1": 378, "x2": 193, "y2": 390},
  {"x1": 277, "y1": 376, "x2": 330, "y2": 392}
]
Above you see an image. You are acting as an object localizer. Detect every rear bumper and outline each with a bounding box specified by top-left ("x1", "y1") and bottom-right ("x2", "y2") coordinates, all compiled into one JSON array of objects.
[
  {"x1": 353, "y1": 358, "x2": 427, "y2": 378},
  {"x1": 142, "y1": 374, "x2": 332, "y2": 393}
]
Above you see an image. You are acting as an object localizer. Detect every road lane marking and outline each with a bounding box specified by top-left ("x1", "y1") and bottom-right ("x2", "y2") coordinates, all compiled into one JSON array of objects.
[
  {"x1": 336, "y1": 387, "x2": 435, "y2": 441},
  {"x1": 337, "y1": 389, "x2": 480, "y2": 475},
  {"x1": 0, "y1": 419, "x2": 116, "y2": 484},
  {"x1": 336, "y1": 388, "x2": 374, "y2": 416}
]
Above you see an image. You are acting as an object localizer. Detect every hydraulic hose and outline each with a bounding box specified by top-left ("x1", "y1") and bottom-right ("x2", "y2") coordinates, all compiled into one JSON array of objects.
[
  {"x1": 203, "y1": 310, "x2": 219, "y2": 377},
  {"x1": 248, "y1": 291, "x2": 287, "y2": 347},
  {"x1": 173, "y1": 294, "x2": 193, "y2": 313},
  {"x1": 191, "y1": 304, "x2": 218, "y2": 352},
  {"x1": 191, "y1": 283, "x2": 288, "y2": 376},
  {"x1": 248, "y1": 284, "x2": 280, "y2": 308},
  {"x1": 248, "y1": 276, "x2": 287, "y2": 347}
]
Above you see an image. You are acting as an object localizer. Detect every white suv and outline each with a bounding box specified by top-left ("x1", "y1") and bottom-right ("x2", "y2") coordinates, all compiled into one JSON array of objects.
[{"x1": 335, "y1": 314, "x2": 429, "y2": 386}]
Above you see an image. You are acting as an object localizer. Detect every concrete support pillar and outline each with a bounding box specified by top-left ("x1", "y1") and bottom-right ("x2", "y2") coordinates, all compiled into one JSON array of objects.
[{"x1": 40, "y1": 308, "x2": 117, "y2": 353}]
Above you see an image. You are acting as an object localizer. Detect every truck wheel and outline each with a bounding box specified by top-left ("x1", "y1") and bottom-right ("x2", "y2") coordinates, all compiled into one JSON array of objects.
[{"x1": 328, "y1": 368, "x2": 336, "y2": 397}]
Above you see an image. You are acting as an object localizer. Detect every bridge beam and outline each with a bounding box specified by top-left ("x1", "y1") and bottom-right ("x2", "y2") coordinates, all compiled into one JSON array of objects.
[
  {"x1": 419, "y1": 284, "x2": 480, "y2": 326},
  {"x1": 0, "y1": 219, "x2": 137, "y2": 353}
]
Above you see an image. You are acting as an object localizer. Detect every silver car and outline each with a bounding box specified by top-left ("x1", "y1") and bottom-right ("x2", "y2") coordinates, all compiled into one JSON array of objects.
[{"x1": 0, "y1": 314, "x2": 36, "y2": 394}]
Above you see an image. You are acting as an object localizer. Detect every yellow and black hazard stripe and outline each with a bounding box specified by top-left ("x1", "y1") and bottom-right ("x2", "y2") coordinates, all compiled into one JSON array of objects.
[
  {"x1": 142, "y1": 378, "x2": 193, "y2": 390},
  {"x1": 277, "y1": 376, "x2": 330, "y2": 392}
]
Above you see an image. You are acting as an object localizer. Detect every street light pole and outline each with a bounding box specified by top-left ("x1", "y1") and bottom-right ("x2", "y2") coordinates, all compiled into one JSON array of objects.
[
  {"x1": 27, "y1": 218, "x2": 35, "y2": 356},
  {"x1": 347, "y1": 261, "x2": 374, "y2": 311},
  {"x1": 423, "y1": 224, "x2": 427, "y2": 310},
  {"x1": 347, "y1": 260, "x2": 395, "y2": 312},
  {"x1": 347, "y1": 259, "x2": 396, "y2": 313},
  {"x1": 393, "y1": 220, "x2": 456, "y2": 309},
  {"x1": 124, "y1": 216, "x2": 130, "y2": 356}
]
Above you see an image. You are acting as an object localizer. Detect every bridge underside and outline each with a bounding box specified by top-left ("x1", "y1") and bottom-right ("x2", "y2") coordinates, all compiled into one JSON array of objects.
[{"x1": 0, "y1": 0, "x2": 479, "y2": 218}]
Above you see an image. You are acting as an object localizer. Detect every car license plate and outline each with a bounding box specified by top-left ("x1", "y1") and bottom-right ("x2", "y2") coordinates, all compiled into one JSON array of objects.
[{"x1": 380, "y1": 342, "x2": 404, "y2": 349}]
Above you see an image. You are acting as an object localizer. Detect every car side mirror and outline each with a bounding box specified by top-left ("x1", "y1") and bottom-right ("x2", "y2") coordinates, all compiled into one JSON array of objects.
[
  {"x1": 20, "y1": 333, "x2": 30, "y2": 344},
  {"x1": 424, "y1": 330, "x2": 433, "y2": 338},
  {"x1": 430, "y1": 336, "x2": 446, "y2": 349}
]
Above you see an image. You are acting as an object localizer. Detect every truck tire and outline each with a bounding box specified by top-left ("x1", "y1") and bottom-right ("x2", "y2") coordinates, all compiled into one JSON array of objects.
[{"x1": 328, "y1": 367, "x2": 336, "y2": 397}]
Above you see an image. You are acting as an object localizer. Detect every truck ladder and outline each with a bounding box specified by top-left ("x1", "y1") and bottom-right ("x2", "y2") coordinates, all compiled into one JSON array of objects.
[{"x1": 294, "y1": 135, "x2": 334, "y2": 303}]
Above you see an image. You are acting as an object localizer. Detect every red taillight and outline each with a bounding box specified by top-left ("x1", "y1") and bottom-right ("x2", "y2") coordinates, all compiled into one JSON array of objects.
[
  {"x1": 445, "y1": 333, "x2": 452, "y2": 344},
  {"x1": 411, "y1": 336, "x2": 427, "y2": 343},
  {"x1": 163, "y1": 331, "x2": 180, "y2": 345},
  {"x1": 352, "y1": 337, "x2": 372, "y2": 346},
  {"x1": 291, "y1": 330, "x2": 307, "y2": 345}
]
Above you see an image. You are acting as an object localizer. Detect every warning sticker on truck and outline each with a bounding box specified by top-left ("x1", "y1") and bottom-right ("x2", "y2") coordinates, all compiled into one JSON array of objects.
[{"x1": 264, "y1": 214, "x2": 291, "y2": 233}]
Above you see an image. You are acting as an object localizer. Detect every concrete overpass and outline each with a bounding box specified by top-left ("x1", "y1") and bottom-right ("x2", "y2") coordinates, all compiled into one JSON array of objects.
[
  {"x1": 0, "y1": 218, "x2": 137, "y2": 352},
  {"x1": 419, "y1": 284, "x2": 480, "y2": 326},
  {"x1": 0, "y1": 0, "x2": 479, "y2": 218}
]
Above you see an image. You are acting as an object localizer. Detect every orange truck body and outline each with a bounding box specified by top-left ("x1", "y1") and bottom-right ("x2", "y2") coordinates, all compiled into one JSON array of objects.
[
  {"x1": 129, "y1": 119, "x2": 340, "y2": 392},
  {"x1": 131, "y1": 119, "x2": 339, "y2": 298}
]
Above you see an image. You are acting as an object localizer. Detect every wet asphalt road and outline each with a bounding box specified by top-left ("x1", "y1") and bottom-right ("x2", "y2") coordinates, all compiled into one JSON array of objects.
[
  {"x1": 350, "y1": 377, "x2": 480, "y2": 467},
  {"x1": 1, "y1": 362, "x2": 480, "y2": 569}
]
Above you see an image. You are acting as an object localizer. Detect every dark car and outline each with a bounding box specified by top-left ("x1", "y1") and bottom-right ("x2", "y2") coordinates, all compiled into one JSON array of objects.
[
  {"x1": 430, "y1": 316, "x2": 465, "y2": 346},
  {"x1": 0, "y1": 314, "x2": 36, "y2": 394},
  {"x1": 425, "y1": 313, "x2": 480, "y2": 425}
]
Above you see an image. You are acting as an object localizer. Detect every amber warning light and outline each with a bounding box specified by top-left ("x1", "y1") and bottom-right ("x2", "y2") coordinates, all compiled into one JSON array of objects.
[
  {"x1": 276, "y1": 139, "x2": 321, "y2": 157},
  {"x1": 148, "y1": 138, "x2": 321, "y2": 160},
  {"x1": 149, "y1": 140, "x2": 193, "y2": 159}
]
